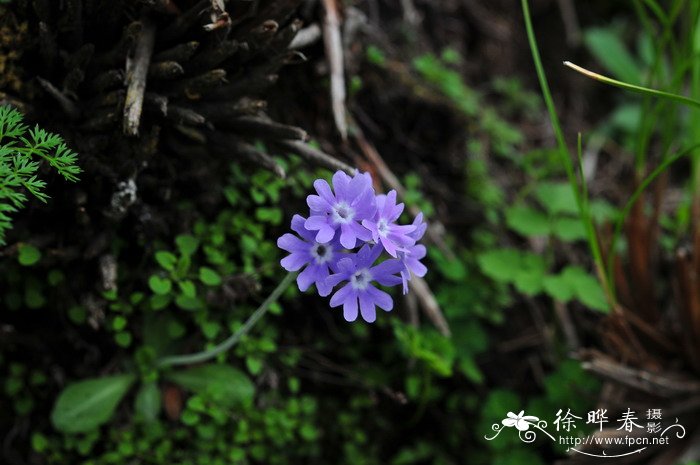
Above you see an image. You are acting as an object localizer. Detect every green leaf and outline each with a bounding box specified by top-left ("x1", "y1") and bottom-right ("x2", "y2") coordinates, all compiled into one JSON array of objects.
[
  {"x1": 589, "y1": 200, "x2": 618, "y2": 223},
  {"x1": 458, "y1": 356, "x2": 484, "y2": 384},
  {"x1": 534, "y1": 182, "x2": 579, "y2": 215},
  {"x1": 174, "y1": 254, "x2": 192, "y2": 279},
  {"x1": 134, "y1": 382, "x2": 160, "y2": 422},
  {"x1": 609, "y1": 103, "x2": 642, "y2": 132},
  {"x1": 178, "y1": 280, "x2": 196, "y2": 298},
  {"x1": 166, "y1": 364, "x2": 255, "y2": 408},
  {"x1": 512, "y1": 253, "x2": 546, "y2": 295},
  {"x1": 562, "y1": 266, "x2": 609, "y2": 312},
  {"x1": 48, "y1": 269, "x2": 64, "y2": 286},
  {"x1": 551, "y1": 216, "x2": 587, "y2": 241},
  {"x1": 148, "y1": 275, "x2": 172, "y2": 295},
  {"x1": 584, "y1": 27, "x2": 641, "y2": 85},
  {"x1": 18, "y1": 244, "x2": 41, "y2": 266},
  {"x1": 141, "y1": 315, "x2": 171, "y2": 357},
  {"x1": 68, "y1": 306, "x2": 87, "y2": 324},
  {"x1": 246, "y1": 356, "x2": 263, "y2": 375},
  {"x1": 31, "y1": 433, "x2": 49, "y2": 453},
  {"x1": 477, "y1": 249, "x2": 522, "y2": 283},
  {"x1": 149, "y1": 294, "x2": 171, "y2": 310},
  {"x1": 542, "y1": 274, "x2": 575, "y2": 302},
  {"x1": 175, "y1": 234, "x2": 199, "y2": 256},
  {"x1": 167, "y1": 319, "x2": 186, "y2": 339},
  {"x1": 430, "y1": 247, "x2": 466, "y2": 281},
  {"x1": 155, "y1": 251, "x2": 177, "y2": 271},
  {"x1": 201, "y1": 321, "x2": 221, "y2": 340},
  {"x1": 175, "y1": 294, "x2": 202, "y2": 311},
  {"x1": 366, "y1": 45, "x2": 386, "y2": 65},
  {"x1": 199, "y1": 267, "x2": 222, "y2": 286},
  {"x1": 505, "y1": 205, "x2": 550, "y2": 236},
  {"x1": 114, "y1": 332, "x2": 132, "y2": 347},
  {"x1": 546, "y1": 266, "x2": 610, "y2": 312},
  {"x1": 25, "y1": 280, "x2": 46, "y2": 308},
  {"x1": 255, "y1": 207, "x2": 282, "y2": 225},
  {"x1": 112, "y1": 316, "x2": 127, "y2": 331},
  {"x1": 51, "y1": 374, "x2": 135, "y2": 433},
  {"x1": 299, "y1": 423, "x2": 319, "y2": 441}
]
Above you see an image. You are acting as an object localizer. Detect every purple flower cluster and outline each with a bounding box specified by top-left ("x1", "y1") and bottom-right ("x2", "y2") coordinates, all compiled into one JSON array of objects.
[{"x1": 277, "y1": 170, "x2": 427, "y2": 323}]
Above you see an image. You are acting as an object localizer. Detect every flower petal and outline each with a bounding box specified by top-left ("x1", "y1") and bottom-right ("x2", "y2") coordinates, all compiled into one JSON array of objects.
[
  {"x1": 380, "y1": 236, "x2": 399, "y2": 258},
  {"x1": 332, "y1": 170, "x2": 351, "y2": 200},
  {"x1": 329, "y1": 276, "x2": 352, "y2": 307},
  {"x1": 410, "y1": 244, "x2": 427, "y2": 260},
  {"x1": 358, "y1": 292, "x2": 377, "y2": 323},
  {"x1": 339, "y1": 223, "x2": 357, "y2": 249},
  {"x1": 307, "y1": 194, "x2": 331, "y2": 212},
  {"x1": 290, "y1": 215, "x2": 315, "y2": 241},
  {"x1": 391, "y1": 224, "x2": 417, "y2": 236},
  {"x1": 353, "y1": 220, "x2": 373, "y2": 242},
  {"x1": 352, "y1": 188, "x2": 377, "y2": 219},
  {"x1": 296, "y1": 265, "x2": 318, "y2": 292},
  {"x1": 316, "y1": 274, "x2": 334, "y2": 297},
  {"x1": 315, "y1": 226, "x2": 336, "y2": 244},
  {"x1": 407, "y1": 258, "x2": 427, "y2": 277},
  {"x1": 361, "y1": 219, "x2": 379, "y2": 242},
  {"x1": 326, "y1": 271, "x2": 346, "y2": 288},
  {"x1": 410, "y1": 213, "x2": 427, "y2": 240},
  {"x1": 313, "y1": 179, "x2": 335, "y2": 204},
  {"x1": 374, "y1": 194, "x2": 387, "y2": 214},
  {"x1": 343, "y1": 294, "x2": 359, "y2": 322},
  {"x1": 277, "y1": 233, "x2": 307, "y2": 253},
  {"x1": 366, "y1": 285, "x2": 393, "y2": 311},
  {"x1": 400, "y1": 269, "x2": 410, "y2": 295},
  {"x1": 382, "y1": 190, "x2": 397, "y2": 218},
  {"x1": 337, "y1": 257, "x2": 355, "y2": 274},
  {"x1": 281, "y1": 253, "x2": 308, "y2": 272},
  {"x1": 389, "y1": 201, "x2": 405, "y2": 222},
  {"x1": 371, "y1": 259, "x2": 403, "y2": 286},
  {"x1": 356, "y1": 244, "x2": 383, "y2": 269},
  {"x1": 305, "y1": 215, "x2": 328, "y2": 231},
  {"x1": 329, "y1": 283, "x2": 353, "y2": 307}
]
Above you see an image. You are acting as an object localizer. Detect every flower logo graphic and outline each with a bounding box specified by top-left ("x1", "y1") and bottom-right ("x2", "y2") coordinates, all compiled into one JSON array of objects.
[{"x1": 502, "y1": 411, "x2": 540, "y2": 431}]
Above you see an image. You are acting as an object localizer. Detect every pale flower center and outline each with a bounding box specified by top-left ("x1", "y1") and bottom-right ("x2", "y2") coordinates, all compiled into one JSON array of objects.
[
  {"x1": 332, "y1": 201, "x2": 354, "y2": 224},
  {"x1": 350, "y1": 268, "x2": 372, "y2": 290},
  {"x1": 377, "y1": 218, "x2": 390, "y2": 237},
  {"x1": 311, "y1": 243, "x2": 332, "y2": 264}
]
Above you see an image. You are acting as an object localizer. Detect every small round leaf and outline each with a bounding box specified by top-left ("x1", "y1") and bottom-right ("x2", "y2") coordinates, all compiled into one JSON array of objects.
[
  {"x1": 18, "y1": 244, "x2": 41, "y2": 266},
  {"x1": 199, "y1": 267, "x2": 222, "y2": 286},
  {"x1": 148, "y1": 275, "x2": 172, "y2": 295}
]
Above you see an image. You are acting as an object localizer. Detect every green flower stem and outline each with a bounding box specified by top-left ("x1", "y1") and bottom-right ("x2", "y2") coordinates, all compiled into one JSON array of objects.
[
  {"x1": 157, "y1": 272, "x2": 296, "y2": 368},
  {"x1": 563, "y1": 61, "x2": 700, "y2": 110},
  {"x1": 522, "y1": 0, "x2": 610, "y2": 305}
]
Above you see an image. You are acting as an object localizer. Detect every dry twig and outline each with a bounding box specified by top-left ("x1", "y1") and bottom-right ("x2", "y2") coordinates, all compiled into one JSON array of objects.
[
  {"x1": 124, "y1": 17, "x2": 156, "y2": 136},
  {"x1": 320, "y1": 0, "x2": 348, "y2": 140}
]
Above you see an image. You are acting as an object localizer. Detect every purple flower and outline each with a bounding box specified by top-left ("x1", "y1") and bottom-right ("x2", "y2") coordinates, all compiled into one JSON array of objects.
[
  {"x1": 277, "y1": 170, "x2": 430, "y2": 324},
  {"x1": 277, "y1": 214, "x2": 341, "y2": 296},
  {"x1": 397, "y1": 214, "x2": 428, "y2": 293},
  {"x1": 326, "y1": 244, "x2": 403, "y2": 322},
  {"x1": 398, "y1": 244, "x2": 427, "y2": 294},
  {"x1": 304, "y1": 171, "x2": 376, "y2": 249},
  {"x1": 362, "y1": 190, "x2": 416, "y2": 257},
  {"x1": 409, "y1": 212, "x2": 427, "y2": 241}
]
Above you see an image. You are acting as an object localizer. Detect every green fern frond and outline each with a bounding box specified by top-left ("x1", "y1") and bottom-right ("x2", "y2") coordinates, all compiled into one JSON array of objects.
[{"x1": 0, "y1": 105, "x2": 81, "y2": 246}]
